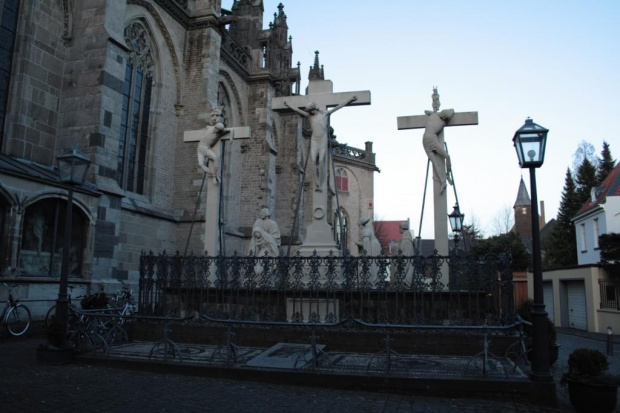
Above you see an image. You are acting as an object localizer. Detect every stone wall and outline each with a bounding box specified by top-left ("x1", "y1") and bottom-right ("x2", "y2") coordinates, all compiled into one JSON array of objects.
[{"x1": 4, "y1": 0, "x2": 67, "y2": 164}]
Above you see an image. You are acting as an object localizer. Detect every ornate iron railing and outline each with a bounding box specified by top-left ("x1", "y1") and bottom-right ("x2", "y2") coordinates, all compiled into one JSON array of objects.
[
  {"x1": 139, "y1": 251, "x2": 515, "y2": 326},
  {"x1": 331, "y1": 144, "x2": 367, "y2": 161}
]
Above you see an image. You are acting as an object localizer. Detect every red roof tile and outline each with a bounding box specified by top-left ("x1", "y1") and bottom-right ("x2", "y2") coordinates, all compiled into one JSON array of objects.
[{"x1": 576, "y1": 162, "x2": 620, "y2": 216}]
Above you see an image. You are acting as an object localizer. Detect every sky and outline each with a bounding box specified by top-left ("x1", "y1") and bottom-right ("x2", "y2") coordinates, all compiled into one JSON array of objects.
[{"x1": 245, "y1": 1, "x2": 619, "y2": 239}]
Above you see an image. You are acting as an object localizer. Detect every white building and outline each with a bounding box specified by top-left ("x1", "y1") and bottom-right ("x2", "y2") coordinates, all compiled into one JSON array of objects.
[{"x1": 573, "y1": 162, "x2": 620, "y2": 265}]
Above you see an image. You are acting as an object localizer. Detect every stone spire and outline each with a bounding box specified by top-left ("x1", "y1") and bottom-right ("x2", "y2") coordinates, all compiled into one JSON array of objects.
[
  {"x1": 513, "y1": 177, "x2": 533, "y2": 242},
  {"x1": 308, "y1": 50, "x2": 324, "y2": 81},
  {"x1": 272, "y1": 3, "x2": 288, "y2": 29},
  {"x1": 514, "y1": 177, "x2": 531, "y2": 207}
]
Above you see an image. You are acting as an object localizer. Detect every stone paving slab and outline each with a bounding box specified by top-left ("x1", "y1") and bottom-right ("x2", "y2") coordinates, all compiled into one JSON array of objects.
[{"x1": 246, "y1": 342, "x2": 327, "y2": 369}]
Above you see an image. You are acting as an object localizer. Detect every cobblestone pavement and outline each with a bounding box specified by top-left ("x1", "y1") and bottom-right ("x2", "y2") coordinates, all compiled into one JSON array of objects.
[{"x1": 0, "y1": 326, "x2": 618, "y2": 412}]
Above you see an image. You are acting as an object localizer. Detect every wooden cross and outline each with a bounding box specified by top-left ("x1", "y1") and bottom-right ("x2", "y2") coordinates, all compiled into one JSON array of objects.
[
  {"x1": 396, "y1": 93, "x2": 478, "y2": 287},
  {"x1": 183, "y1": 124, "x2": 251, "y2": 255},
  {"x1": 272, "y1": 79, "x2": 370, "y2": 251}
]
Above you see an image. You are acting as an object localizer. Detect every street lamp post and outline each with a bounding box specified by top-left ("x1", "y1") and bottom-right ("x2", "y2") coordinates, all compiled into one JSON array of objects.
[
  {"x1": 448, "y1": 204, "x2": 464, "y2": 253},
  {"x1": 55, "y1": 149, "x2": 90, "y2": 339},
  {"x1": 513, "y1": 117, "x2": 552, "y2": 382}
]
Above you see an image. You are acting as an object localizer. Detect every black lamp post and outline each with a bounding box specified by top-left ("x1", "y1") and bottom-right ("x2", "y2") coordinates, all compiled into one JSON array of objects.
[
  {"x1": 448, "y1": 204, "x2": 464, "y2": 253},
  {"x1": 513, "y1": 117, "x2": 552, "y2": 382},
  {"x1": 55, "y1": 148, "x2": 90, "y2": 336}
]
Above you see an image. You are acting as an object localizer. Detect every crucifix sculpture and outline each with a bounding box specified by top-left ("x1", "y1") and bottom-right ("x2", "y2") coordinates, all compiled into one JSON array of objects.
[
  {"x1": 272, "y1": 75, "x2": 370, "y2": 254},
  {"x1": 183, "y1": 107, "x2": 251, "y2": 255},
  {"x1": 397, "y1": 88, "x2": 478, "y2": 287}
]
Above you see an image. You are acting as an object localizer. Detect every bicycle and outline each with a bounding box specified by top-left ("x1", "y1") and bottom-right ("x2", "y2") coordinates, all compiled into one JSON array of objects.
[
  {"x1": 68, "y1": 310, "x2": 109, "y2": 353},
  {"x1": 107, "y1": 288, "x2": 136, "y2": 326},
  {"x1": 505, "y1": 319, "x2": 532, "y2": 371},
  {"x1": 1, "y1": 283, "x2": 31, "y2": 336},
  {"x1": 44, "y1": 285, "x2": 83, "y2": 329}
]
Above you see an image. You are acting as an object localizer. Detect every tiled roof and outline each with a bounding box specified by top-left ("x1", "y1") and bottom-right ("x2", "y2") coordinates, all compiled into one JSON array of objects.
[
  {"x1": 374, "y1": 220, "x2": 408, "y2": 255},
  {"x1": 375, "y1": 220, "x2": 408, "y2": 242},
  {"x1": 514, "y1": 177, "x2": 531, "y2": 207},
  {"x1": 575, "y1": 162, "x2": 620, "y2": 217}
]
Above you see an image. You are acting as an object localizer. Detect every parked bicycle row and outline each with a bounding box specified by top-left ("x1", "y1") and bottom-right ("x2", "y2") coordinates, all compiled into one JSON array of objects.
[
  {"x1": 43, "y1": 286, "x2": 136, "y2": 352},
  {"x1": 44, "y1": 286, "x2": 136, "y2": 328}
]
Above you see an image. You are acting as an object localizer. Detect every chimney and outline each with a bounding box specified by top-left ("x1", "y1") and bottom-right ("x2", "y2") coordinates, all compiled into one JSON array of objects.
[{"x1": 539, "y1": 200, "x2": 546, "y2": 229}]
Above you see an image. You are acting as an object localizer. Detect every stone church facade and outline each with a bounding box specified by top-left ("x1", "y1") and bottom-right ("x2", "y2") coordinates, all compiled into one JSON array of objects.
[{"x1": 0, "y1": 0, "x2": 377, "y2": 310}]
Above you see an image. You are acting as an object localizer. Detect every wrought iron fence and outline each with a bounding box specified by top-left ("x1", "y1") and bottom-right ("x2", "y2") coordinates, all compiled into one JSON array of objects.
[{"x1": 139, "y1": 250, "x2": 515, "y2": 326}]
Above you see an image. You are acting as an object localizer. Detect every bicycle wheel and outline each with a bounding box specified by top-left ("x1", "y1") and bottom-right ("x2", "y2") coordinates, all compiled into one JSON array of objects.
[
  {"x1": 105, "y1": 324, "x2": 128, "y2": 346},
  {"x1": 44, "y1": 304, "x2": 57, "y2": 328},
  {"x1": 5, "y1": 304, "x2": 31, "y2": 336},
  {"x1": 90, "y1": 333, "x2": 109, "y2": 353},
  {"x1": 69, "y1": 329, "x2": 90, "y2": 352}
]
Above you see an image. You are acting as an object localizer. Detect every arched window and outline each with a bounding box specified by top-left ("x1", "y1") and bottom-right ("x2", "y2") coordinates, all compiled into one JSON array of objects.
[
  {"x1": 217, "y1": 83, "x2": 230, "y2": 126},
  {"x1": 334, "y1": 207, "x2": 348, "y2": 252},
  {"x1": 335, "y1": 168, "x2": 348, "y2": 192},
  {"x1": 117, "y1": 21, "x2": 154, "y2": 194},
  {"x1": 19, "y1": 199, "x2": 87, "y2": 277}
]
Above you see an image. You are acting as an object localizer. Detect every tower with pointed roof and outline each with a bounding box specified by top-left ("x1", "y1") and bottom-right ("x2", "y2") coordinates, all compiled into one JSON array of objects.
[{"x1": 513, "y1": 177, "x2": 532, "y2": 242}]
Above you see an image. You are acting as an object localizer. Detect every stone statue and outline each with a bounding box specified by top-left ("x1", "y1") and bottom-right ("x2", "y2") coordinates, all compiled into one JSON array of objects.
[
  {"x1": 252, "y1": 208, "x2": 281, "y2": 250},
  {"x1": 248, "y1": 226, "x2": 280, "y2": 258},
  {"x1": 197, "y1": 107, "x2": 230, "y2": 184},
  {"x1": 432, "y1": 86, "x2": 440, "y2": 112},
  {"x1": 357, "y1": 215, "x2": 382, "y2": 287},
  {"x1": 422, "y1": 108, "x2": 454, "y2": 193},
  {"x1": 392, "y1": 222, "x2": 415, "y2": 286},
  {"x1": 248, "y1": 218, "x2": 280, "y2": 287},
  {"x1": 284, "y1": 96, "x2": 357, "y2": 192}
]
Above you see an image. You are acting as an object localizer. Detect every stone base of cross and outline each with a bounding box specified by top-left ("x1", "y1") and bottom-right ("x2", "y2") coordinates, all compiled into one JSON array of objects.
[
  {"x1": 273, "y1": 79, "x2": 370, "y2": 256},
  {"x1": 183, "y1": 126, "x2": 251, "y2": 255},
  {"x1": 397, "y1": 109, "x2": 478, "y2": 289}
]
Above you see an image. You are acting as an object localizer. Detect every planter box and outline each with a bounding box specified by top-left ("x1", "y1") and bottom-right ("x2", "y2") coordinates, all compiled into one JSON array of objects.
[{"x1": 566, "y1": 378, "x2": 618, "y2": 413}]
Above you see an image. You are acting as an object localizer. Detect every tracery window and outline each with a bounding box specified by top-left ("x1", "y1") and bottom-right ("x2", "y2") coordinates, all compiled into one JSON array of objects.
[
  {"x1": 334, "y1": 207, "x2": 348, "y2": 251},
  {"x1": 335, "y1": 168, "x2": 348, "y2": 192},
  {"x1": 217, "y1": 83, "x2": 230, "y2": 126},
  {"x1": 117, "y1": 21, "x2": 154, "y2": 194},
  {"x1": 19, "y1": 199, "x2": 87, "y2": 277}
]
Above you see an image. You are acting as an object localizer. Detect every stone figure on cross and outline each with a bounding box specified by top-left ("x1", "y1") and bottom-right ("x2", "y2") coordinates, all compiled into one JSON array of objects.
[
  {"x1": 423, "y1": 108, "x2": 455, "y2": 193},
  {"x1": 197, "y1": 107, "x2": 230, "y2": 184},
  {"x1": 283, "y1": 96, "x2": 358, "y2": 192},
  {"x1": 396, "y1": 88, "x2": 478, "y2": 289}
]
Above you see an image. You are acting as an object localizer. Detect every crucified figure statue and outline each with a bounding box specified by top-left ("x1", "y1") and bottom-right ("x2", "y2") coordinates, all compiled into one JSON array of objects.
[
  {"x1": 197, "y1": 107, "x2": 230, "y2": 184},
  {"x1": 423, "y1": 108, "x2": 454, "y2": 193},
  {"x1": 284, "y1": 96, "x2": 357, "y2": 192}
]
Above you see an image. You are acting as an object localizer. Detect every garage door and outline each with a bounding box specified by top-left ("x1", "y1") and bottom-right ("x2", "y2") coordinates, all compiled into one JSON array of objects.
[
  {"x1": 566, "y1": 281, "x2": 587, "y2": 330},
  {"x1": 543, "y1": 282, "x2": 555, "y2": 324}
]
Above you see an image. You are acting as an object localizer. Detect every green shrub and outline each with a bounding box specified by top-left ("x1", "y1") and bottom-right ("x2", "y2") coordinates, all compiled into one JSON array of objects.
[{"x1": 567, "y1": 348, "x2": 609, "y2": 378}]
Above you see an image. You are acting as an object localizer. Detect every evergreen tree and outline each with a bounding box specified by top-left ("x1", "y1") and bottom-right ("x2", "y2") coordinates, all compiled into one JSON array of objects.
[
  {"x1": 556, "y1": 168, "x2": 580, "y2": 228},
  {"x1": 543, "y1": 168, "x2": 578, "y2": 267},
  {"x1": 471, "y1": 232, "x2": 531, "y2": 271},
  {"x1": 596, "y1": 141, "x2": 616, "y2": 184},
  {"x1": 575, "y1": 157, "x2": 597, "y2": 206}
]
